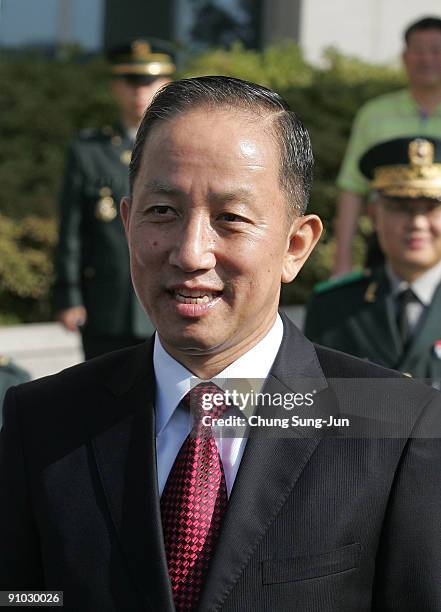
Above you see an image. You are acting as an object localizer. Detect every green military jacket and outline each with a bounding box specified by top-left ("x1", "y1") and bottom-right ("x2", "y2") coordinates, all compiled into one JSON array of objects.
[
  {"x1": 53, "y1": 123, "x2": 154, "y2": 338},
  {"x1": 304, "y1": 266, "x2": 441, "y2": 384},
  {"x1": 0, "y1": 357, "x2": 30, "y2": 428}
]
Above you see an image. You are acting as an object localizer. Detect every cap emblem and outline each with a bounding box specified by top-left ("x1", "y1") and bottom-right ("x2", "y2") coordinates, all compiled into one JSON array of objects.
[
  {"x1": 132, "y1": 40, "x2": 151, "y2": 61},
  {"x1": 408, "y1": 138, "x2": 434, "y2": 168}
]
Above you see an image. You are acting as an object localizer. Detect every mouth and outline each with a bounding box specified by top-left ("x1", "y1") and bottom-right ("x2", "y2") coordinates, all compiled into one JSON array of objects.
[
  {"x1": 406, "y1": 235, "x2": 429, "y2": 247},
  {"x1": 169, "y1": 288, "x2": 223, "y2": 304}
]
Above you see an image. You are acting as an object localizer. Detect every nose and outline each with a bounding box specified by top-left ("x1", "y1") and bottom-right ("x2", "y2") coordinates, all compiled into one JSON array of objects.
[
  {"x1": 169, "y1": 214, "x2": 216, "y2": 272},
  {"x1": 407, "y1": 209, "x2": 431, "y2": 229}
]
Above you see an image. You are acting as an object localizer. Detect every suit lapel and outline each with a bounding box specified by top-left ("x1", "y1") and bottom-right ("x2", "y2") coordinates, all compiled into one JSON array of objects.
[
  {"x1": 198, "y1": 315, "x2": 334, "y2": 611},
  {"x1": 91, "y1": 341, "x2": 174, "y2": 612}
]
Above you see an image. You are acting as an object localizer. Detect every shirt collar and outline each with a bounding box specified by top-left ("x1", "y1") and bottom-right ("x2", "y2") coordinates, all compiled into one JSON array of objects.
[
  {"x1": 153, "y1": 313, "x2": 284, "y2": 435},
  {"x1": 386, "y1": 260, "x2": 441, "y2": 305}
]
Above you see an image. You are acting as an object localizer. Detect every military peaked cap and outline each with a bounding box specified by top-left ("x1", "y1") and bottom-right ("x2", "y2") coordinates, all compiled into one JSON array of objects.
[
  {"x1": 108, "y1": 39, "x2": 175, "y2": 84},
  {"x1": 359, "y1": 136, "x2": 441, "y2": 200}
]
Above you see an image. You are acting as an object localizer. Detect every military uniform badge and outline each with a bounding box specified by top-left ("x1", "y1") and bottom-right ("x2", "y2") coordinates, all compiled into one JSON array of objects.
[{"x1": 95, "y1": 187, "x2": 117, "y2": 222}]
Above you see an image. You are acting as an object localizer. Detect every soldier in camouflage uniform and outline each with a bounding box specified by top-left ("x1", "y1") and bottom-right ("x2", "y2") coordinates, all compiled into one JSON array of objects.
[
  {"x1": 305, "y1": 136, "x2": 441, "y2": 384},
  {"x1": 53, "y1": 41, "x2": 175, "y2": 359}
]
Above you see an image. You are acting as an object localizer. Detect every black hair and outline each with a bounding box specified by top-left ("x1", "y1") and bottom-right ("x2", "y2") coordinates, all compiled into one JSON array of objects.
[
  {"x1": 129, "y1": 75, "x2": 313, "y2": 215},
  {"x1": 404, "y1": 16, "x2": 441, "y2": 44}
]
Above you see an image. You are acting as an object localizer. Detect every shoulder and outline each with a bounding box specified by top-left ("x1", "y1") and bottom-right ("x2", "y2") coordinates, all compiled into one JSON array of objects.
[
  {"x1": 312, "y1": 270, "x2": 372, "y2": 299},
  {"x1": 6, "y1": 342, "x2": 151, "y2": 427},
  {"x1": 1, "y1": 342, "x2": 152, "y2": 469},
  {"x1": 71, "y1": 125, "x2": 115, "y2": 150},
  {"x1": 356, "y1": 89, "x2": 407, "y2": 120},
  {"x1": 313, "y1": 343, "x2": 436, "y2": 425},
  {"x1": 313, "y1": 343, "x2": 397, "y2": 379},
  {"x1": 304, "y1": 270, "x2": 375, "y2": 337},
  {"x1": 14, "y1": 343, "x2": 144, "y2": 399}
]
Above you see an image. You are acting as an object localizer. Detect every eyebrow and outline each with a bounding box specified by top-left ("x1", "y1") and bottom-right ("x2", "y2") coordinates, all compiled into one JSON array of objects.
[
  {"x1": 142, "y1": 179, "x2": 255, "y2": 205},
  {"x1": 142, "y1": 179, "x2": 184, "y2": 197}
]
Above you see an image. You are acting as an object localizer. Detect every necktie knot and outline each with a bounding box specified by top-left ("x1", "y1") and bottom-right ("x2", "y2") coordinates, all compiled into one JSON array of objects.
[
  {"x1": 398, "y1": 287, "x2": 416, "y2": 307},
  {"x1": 397, "y1": 287, "x2": 418, "y2": 346},
  {"x1": 183, "y1": 382, "x2": 228, "y2": 425}
]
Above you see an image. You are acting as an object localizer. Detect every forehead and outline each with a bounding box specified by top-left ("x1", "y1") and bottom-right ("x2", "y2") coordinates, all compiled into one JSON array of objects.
[
  {"x1": 137, "y1": 108, "x2": 279, "y2": 180},
  {"x1": 407, "y1": 28, "x2": 441, "y2": 46}
]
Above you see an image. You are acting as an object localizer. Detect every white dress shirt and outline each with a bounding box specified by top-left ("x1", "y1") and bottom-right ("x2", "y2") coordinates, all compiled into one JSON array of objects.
[{"x1": 154, "y1": 314, "x2": 284, "y2": 496}]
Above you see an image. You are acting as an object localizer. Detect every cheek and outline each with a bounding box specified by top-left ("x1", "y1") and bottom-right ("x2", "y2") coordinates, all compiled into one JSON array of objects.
[
  {"x1": 431, "y1": 220, "x2": 441, "y2": 237},
  {"x1": 128, "y1": 227, "x2": 165, "y2": 266},
  {"x1": 378, "y1": 216, "x2": 401, "y2": 239},
  {"x1": 228, "y1": 245, "x2": 282, "y2": 294}
]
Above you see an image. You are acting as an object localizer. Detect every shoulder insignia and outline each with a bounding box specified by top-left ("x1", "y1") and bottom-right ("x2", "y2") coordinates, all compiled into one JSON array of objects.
[
  {"x1": 0, "y1": 355, "x2": 11, "y2": 367},
  {"x1": 313, "y1": 270, "x2": 371, "y2": 295}
]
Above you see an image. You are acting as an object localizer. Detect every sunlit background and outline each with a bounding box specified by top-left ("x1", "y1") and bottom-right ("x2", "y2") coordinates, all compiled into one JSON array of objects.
[{"x1": 0, "y1": 0, "x2": 440, "y2": 378}]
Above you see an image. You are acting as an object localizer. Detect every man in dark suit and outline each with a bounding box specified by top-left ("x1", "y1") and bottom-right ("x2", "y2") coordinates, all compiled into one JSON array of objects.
[
  {"x1": 53, "y1": 40, "x2": 175, "y2": 359},
  {"x1": 305, "y1": 136, "x2": 441, "y2": 384},
  {"x1": 1, "y1": 77, "x2": 440, "y2": 611}
]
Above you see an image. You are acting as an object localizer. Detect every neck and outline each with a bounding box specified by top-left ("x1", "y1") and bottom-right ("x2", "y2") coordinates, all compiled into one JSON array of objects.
[
  {"x1": 389, "y1": 261, "x2": 430, "y2": 283},
  {"x1": 410, "y1": 85, "x2": 441, "y2": 113},
  {"x1": 159, "y1": 312, "x2": 278, "y2": 379}
]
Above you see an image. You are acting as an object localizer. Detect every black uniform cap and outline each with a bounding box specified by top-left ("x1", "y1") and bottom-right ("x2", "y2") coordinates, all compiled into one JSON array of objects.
[
  {"x1": 359, "y1": 136, "x2": 441, "y2": 200},
  {"x1": 108, "y1": 39, "x2": 175, "y2": 84}
]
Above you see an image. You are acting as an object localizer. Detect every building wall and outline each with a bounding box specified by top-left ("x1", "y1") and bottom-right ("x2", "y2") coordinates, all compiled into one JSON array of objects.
[
  {"x1": 300, "y1": 0, "x2": 441, "y2": 65},
  {"x1": 0, "y1": 0, "x2": 104, "y2": 50}
]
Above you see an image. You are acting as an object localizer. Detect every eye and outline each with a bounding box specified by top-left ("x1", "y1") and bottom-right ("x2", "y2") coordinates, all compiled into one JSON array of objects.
[
  {"x1": 144, "y1": 205, "x2": 177, "y2": 220},
  {"x1": 218, "y1": 212, "x2": 246, "y2": 223}
]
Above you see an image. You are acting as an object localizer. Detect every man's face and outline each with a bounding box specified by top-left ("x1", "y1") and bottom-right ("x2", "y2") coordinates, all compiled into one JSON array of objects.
[
  {"x1": 403, "y1": 28, "x2": 441, "y2": 89},
  {"x1": 372, "y1": 197, "x2": 441, "y2": 278},
  {"x1": 112, "y1": 77, "x2": 170, "y2": 123},
  {"x1": 121, "y1": 108, "x2": 321, "y2": 369}
]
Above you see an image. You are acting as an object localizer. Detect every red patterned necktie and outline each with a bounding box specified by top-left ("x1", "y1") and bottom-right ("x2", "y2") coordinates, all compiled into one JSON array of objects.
[{"x1": 160, "y1": 383, "x2": 228, "y2": 611}]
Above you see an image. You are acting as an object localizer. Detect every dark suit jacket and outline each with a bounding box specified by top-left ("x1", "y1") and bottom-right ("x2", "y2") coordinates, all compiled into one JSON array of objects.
[
  {"x1": 1, "y1": 315, "x2": 441, "y2": 611},
  {"x1": 304, "y1": 265, "x2": 441, "y2": 381}
]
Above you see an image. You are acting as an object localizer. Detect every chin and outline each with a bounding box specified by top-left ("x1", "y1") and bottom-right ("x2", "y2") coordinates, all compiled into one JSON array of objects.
[{"x1": 160, "y1": 329, "x2": 226, "y2": 354}]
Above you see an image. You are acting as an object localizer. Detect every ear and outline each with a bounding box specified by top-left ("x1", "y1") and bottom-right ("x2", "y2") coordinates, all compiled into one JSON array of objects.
[
  {"x1": 281, "y1": 214, "x2": 323, "y2": 283},
  {"x1": 120, "y1": 197, "x2": 131, "y2": 236},
  {"x1": 367, "y1": 201, "x2": 379, "y2": 231}
]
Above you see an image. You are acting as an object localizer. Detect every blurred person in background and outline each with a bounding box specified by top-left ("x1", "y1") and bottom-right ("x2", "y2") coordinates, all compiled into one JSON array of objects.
[
  {"x1": 53, "y1": 40, "x2": 175, "y2": 359},
  {"x1": 0, "y1": 356, "x2": 30, "y2": 428},
  {"x1": 306, "y1": 136, "x2": 441, "y2": 384},
  {"x1": 333, "y1": 16, "x2": 441, "y2": 276}
]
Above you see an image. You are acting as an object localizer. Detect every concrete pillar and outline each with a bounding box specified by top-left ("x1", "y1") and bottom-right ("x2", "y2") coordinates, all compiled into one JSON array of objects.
[{"x1": 261, "y1": 0, "x2": 301, "y2": 47}]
